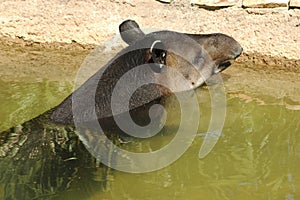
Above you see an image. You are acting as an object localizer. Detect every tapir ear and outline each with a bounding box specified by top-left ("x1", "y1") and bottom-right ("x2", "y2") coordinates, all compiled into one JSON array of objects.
[
  {"x1": 145, "y1": 40, "x2": 167, "y2": 73},
  {"x1": 119, "y1": 19, "x2": 145, "y2": 45}
]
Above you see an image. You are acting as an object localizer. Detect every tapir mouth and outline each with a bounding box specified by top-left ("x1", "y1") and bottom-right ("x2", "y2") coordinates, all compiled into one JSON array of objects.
[
  {"x1": 214, "y1": 47, "x2": 243, "y2": 74},
  {"x1": 218, "y1": 61, "x2": 231, "y2": 72},
  {"x1": 191, "y1": 60, "x2": 232, "y2": 89},
  {"x1": 214, "y1": 61, "x2": 231, "y2": 74}
]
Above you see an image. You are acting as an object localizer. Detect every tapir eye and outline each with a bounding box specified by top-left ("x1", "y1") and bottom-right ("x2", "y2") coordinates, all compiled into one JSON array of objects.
[
  {"x1": 160, "y1": 52, "x2": 167, "y2": 64},
  {"x1": 148, "y1": 40, "x2": 166, "y2": 73},
  {"x1": 150, "y1": 49, "x2": 166, "y2": 73}
]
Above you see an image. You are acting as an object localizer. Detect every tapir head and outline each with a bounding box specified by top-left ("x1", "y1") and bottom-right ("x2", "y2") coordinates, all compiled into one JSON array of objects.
[{"x1": 119, "y1": 20, "x2": 243, "y2": 90}]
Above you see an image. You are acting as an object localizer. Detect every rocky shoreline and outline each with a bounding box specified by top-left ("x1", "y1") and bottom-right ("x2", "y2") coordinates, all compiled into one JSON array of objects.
[{"x1": 0, "y1": 0, "x2": 299, "y2": 69}]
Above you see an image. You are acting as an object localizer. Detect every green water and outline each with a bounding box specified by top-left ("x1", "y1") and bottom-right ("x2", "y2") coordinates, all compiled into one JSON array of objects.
[
  {"x1": 0, "y1": 80, "x2": 73, "y2": 131},
  {"x1": 0, "y1": 59, "x2": 300, "y2": 199}
]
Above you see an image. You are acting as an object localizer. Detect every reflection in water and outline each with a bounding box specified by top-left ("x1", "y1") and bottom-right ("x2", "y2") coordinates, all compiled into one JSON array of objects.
[
  {"x1": 0, "y1": 80, "x2": 115, "y2": 199},
  {"x1": 1, "y1": 68, "x2": 300, "y2": 200}
]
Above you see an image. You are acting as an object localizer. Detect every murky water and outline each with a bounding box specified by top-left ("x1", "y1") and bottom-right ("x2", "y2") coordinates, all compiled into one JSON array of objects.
[{"x1": 0, "y1": 45, "x2": 299, "y2": 200}]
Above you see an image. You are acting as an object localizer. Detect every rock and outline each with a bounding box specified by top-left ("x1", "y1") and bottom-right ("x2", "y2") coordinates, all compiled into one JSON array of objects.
[
  {"x1": 242, "y1": 0, "x2": 288, "y2": 7},
  {"x1": 0, "y1": 0, "x2": 299, "y2": 61},
  {"x1": 156, "y1": 0, "x2": 173, "y2": 3},
  {"x1": 289, "y1": 0, "x2": 300, "y2": 7},
  {"x1": 191, "y1": 0, "x2": 239, "y2": 7}
]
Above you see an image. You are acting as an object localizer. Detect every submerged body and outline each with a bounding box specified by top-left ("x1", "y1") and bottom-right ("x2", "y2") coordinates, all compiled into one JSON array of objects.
[
  {"x1": 1, "y1": 19, "x2": 243, "y2": 148},
  {"x1": 0, "y1": 20, "x2": 243, "y2": 199},
  {"x1": 0, "y1": 20, "x2": 244, "y2": 149}
]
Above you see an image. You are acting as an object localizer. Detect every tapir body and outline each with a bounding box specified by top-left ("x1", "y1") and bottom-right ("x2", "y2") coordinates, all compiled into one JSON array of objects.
[
  {"x1": 0, "y1": 21, "x2": 243, "y2": 196},
  {"x1": 3, "y1": 20, "x2": 242, "y2": 138}
]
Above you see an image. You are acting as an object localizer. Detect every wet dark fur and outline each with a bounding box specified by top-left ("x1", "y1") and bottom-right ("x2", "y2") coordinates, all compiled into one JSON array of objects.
[{"x1": 50, "y1": 39, "x2": 166, "y2": 126}]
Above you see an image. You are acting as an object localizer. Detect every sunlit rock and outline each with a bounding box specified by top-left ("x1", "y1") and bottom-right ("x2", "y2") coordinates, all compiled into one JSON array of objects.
[
  {"x1": 191, "y1": 0, "x2": 239, "y2": 7},
  {"x1": 242, "y1": 0, "x2": 288, "y2": 7},
  {"x1": 289, "y1": 0, "x2": 300, "y2": 7}
]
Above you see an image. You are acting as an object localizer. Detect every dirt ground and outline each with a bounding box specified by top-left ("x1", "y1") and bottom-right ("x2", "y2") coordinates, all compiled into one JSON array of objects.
[{"x1": 0, "y1": 0, "x2": 299, "y2": 69}]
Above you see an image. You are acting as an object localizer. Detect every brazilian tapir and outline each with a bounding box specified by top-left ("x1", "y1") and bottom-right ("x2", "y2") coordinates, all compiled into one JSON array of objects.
[
  {"x1": 0, "y1": 20, "x2": 243, "y2": 198},
  {"x1": 47, "y1": 20, "x2": 241, "y2": 138},
  {"x1": 3, "y1": 20, "x2": 243, "y2": 140}
]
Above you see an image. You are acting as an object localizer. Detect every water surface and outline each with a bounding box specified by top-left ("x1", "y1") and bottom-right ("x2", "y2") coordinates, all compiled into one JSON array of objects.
[{"x1": 0, "y1": 45, "x2": 299, "y2": 200}]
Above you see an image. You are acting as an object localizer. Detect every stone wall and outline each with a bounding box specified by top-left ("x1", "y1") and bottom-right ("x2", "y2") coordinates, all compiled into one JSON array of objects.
[
  {"x1": 189, "y1": 0, "x2": 300, "y2": 8},
  {"x1": 0, "y1": 0, "x2": 299, "y2": 63}
]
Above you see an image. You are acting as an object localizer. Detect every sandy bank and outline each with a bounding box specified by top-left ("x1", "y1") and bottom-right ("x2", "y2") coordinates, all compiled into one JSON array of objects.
[{"x1": 0, "y1": 0, "x2": 299, "y2": 68}]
